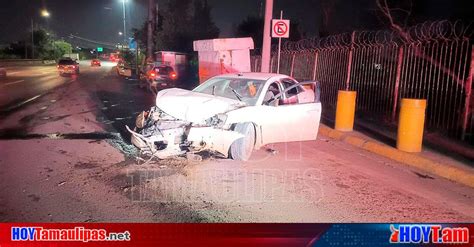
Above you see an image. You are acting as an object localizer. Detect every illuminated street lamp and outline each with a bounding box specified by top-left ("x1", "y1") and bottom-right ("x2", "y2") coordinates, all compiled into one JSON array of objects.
[
  {"x1": 40, "y1": 9, "x2": 50, "y2": 17},
  {"x1": 31, "y1": 9, "x2": 52, "y2": 59},
  {"x1": 120, "y1": 0, "x2": 128, "y2": 43},
  {"x1": 118, "y1": 31, "x2": 123, "y2": 36}
]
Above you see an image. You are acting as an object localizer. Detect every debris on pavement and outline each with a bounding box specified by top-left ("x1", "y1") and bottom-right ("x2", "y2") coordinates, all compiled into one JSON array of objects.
[
  {"x1": 186, "y1": 153, "x2": 202, "y2": 162},
  {"x1": 265, "y1": 148, "x2": 278, "y2": 155}
]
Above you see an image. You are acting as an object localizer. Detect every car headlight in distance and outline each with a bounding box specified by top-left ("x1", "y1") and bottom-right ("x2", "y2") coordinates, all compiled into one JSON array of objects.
[{"x1": 205, "y1": 113, "x2": 227, "y2": 128}]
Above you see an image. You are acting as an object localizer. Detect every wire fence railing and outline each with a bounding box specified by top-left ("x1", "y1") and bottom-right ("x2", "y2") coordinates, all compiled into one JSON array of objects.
[{"x1": 251, "y1": 20, "x2": 474, "y2": 144}]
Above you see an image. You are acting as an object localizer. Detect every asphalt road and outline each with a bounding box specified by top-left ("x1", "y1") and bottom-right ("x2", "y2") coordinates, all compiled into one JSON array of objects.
[
  {"x1": 0, "y1": 61, "x2": 473, "y2": 222},
  {"x1": 0, "y1": 65, "x2": 71, "y2": 110}
]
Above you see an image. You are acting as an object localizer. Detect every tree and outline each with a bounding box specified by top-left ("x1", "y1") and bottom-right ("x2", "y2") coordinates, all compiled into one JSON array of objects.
[
  {"x1": 0, "y1": 28, "x2": 72, "y2": 60},
  {"x1": 52, "y1": 40, "x2": 73, "y2": 59},
  {"x1": 319, "y1": 0, "x2": 338, "y2": 37},
  {"x1": 235, "y1": 16, "x2": 264, "y2": 48},
  {"x1": 156, "y1": 0, "x2": 194, "y2": 51},
  {"x1": 376, "y1": 0, "x2": 465, "y2": 86},
  {"x1": 133, "y1": 0, "x2": 220, "y2": 53},
  {"x1": 192, "y1": 0, "x2": 220, "y2": 41}
]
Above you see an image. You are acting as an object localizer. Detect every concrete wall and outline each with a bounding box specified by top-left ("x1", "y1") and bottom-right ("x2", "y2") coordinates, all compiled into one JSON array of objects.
[
  {"x1": 193, "y1": 38, "x2": 254, "y2": 83},
  {"x1": 0, "y1": 59, "x2": 56, "y2": 66}
]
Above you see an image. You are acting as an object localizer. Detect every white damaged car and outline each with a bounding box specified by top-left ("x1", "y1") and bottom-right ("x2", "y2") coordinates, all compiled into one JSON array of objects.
[{"x1": 126, "y1": 72, "x2": 322, "y2": 161}]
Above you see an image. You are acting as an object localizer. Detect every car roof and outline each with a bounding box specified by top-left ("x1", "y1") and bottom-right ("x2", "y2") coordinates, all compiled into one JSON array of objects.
[{"x1": 214, "y1": 72, "x2": 289, "y2": 81}]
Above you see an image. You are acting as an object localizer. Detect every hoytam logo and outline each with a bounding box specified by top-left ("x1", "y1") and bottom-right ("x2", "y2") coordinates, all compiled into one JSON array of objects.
[
  {"x1": 11, "y1": 227, "x2": 131, "y2": 242},
  {"x1": 390, "y1": 224, "x2": 469, "y2": 244}
]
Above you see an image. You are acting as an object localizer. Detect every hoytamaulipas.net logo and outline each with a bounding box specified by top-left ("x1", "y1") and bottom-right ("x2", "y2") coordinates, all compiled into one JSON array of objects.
[
  {"x1": 390, "y1": 224, "x2": 469, "y2": 244},
  {"x1": 11, "y1": 226, "x2": 131, "y2": 242}
]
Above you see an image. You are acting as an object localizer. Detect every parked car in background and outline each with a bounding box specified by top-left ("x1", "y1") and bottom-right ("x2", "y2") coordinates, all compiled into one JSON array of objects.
[
  {"x1": 110, "y1": 52, "x2": 120, "y2": 62},
  {"x1": 144, "y1": 65, "x2": 177, "y2": 93},
  {"x1": 0, "y1": 66, "x2": 6, "y2": 79},
  {"x1": 90, "y1": 59, "x2": 101, "y2": 67},
  {"x1": 127, "y1": 72, "x2": 322, "y2": 161},
  {"x1": 57, "y1": 58, "x2": 79, "y2": 75}
]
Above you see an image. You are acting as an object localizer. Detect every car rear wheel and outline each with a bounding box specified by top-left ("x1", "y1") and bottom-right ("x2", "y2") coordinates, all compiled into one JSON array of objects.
[{"x1": 230, "y1": 122, "x2": 255, "y2": 161}]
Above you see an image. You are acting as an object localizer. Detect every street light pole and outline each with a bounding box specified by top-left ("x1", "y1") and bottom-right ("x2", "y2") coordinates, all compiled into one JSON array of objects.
[
  {"x1": 146, "y1": 0, "x2": 155, "y2": 59},
  {"x1": 31, "y1": 18, "x2": 34, "y2": 59},
  {"x1": 122, "y1": 0, "x2": 127, "y2": 44}
]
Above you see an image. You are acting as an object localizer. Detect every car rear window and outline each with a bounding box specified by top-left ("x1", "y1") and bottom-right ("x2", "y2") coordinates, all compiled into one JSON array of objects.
[
  {"x1": 58, "y1": 59, "x2": 75, "y2": 65},
  {"x1": 155, "y1": 66, "x2": 173, "y2": 75}
]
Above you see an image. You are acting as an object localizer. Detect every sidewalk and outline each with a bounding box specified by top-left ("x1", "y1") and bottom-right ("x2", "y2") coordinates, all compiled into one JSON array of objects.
[{"x1": 318, "y1": 123, "x2": 474, "y2": 189}]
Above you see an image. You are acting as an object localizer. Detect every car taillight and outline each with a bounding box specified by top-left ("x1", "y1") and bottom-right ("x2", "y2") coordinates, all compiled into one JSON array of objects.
[
  {"x1": 150, "y1": 72, "x2": 156, "y2": 77},
  {"x1": 71, "y1": 65, "x2": 76, "y2": 69},
  {"x1": 170, "y1": 72, "x2": 177, "y2": 79}
]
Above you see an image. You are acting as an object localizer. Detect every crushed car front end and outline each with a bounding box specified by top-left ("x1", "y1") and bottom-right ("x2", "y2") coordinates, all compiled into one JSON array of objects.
[{"x1": 127, "y1": 106, "x2": 244, "y2": 159}]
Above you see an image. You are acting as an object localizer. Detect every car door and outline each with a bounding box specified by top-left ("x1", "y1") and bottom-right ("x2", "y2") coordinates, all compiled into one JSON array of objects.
[
  {"x1": 260, "y1": 79, "x2": 321, "y2": 144},
  {"x1": 258, "y1": 81, "x2": 290, "y2": 144},
  {"x1": 281, "y1": 78, "x2": 321, "y2": 142}
]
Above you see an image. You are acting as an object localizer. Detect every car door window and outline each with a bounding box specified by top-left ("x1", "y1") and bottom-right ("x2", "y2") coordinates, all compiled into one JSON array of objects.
[
  {"x1": 263, "y1": 82, "x2": 281, "y2": 106},
  {"x1": 280, "y1": 79, "x2": 302, "y2": 105},
  {"x1": 279, "y1": 78, "x2": 317, "y2": 105}
]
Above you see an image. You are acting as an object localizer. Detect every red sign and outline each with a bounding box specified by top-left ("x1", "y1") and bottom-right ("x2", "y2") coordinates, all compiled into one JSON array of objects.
[{"x1": 272, "y1": 19, "x2": 290, "y2": 38}]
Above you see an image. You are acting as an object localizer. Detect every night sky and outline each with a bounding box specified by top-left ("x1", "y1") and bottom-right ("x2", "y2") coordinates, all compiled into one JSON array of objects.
[
  {"x1": 0, "y1": 0, "x2": 472, "y2": 46},
  {"x1": 0, "y1": 0, "x2": 324, "y2": 45}
]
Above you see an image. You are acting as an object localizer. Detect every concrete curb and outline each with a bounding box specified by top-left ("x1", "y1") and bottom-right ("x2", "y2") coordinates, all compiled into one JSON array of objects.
[{"x1": 319, "y1": 125, "x2": 474, "y2": 188}]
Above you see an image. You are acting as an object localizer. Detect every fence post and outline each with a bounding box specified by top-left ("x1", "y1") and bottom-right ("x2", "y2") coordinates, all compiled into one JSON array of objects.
[
  {"x1": 392, "y1": 46, "x2": 405, "y2": 122},
  {"x1": 461, "y1": 45, "x2": 474, "y2": 140},
  {"x1": 290, "y1": 53, "x2": 296, "y2": 77},
  {"x1": 312, "y1": 51, "x2": 319, "y2": 81},
  {"x1": 345, "y1": 31, "x2": 355, "y2": 90},
  {"x1": 270, "y1": 55, "x2": 274, "y2": 73}
]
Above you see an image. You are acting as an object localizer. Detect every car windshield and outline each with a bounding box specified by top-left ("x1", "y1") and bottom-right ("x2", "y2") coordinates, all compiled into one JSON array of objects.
[{"x1": 193, "y1": 77, "x2": 266, "y2": 105}]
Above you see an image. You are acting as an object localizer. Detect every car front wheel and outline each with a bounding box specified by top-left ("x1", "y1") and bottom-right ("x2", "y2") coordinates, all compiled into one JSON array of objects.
[{"x1": 230, "y1": 122, "x2": 255, "y2": 161}]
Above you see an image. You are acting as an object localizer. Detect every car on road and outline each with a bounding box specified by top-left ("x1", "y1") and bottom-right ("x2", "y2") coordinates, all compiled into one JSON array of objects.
[
  {"x1": 116, "y1": 60, "x2": 132, "y2": 77},
  {"x1": 91, "y1": 59, "x2": 101, "y2": 67},
  {"x1": 0, "y1": 66, "x2": 6, "y2": 79},
  {"x1": 57, "y1": 58, "x2": 79, "y2": 75},
  {"x1": 144, "y1": 65, "x2": 177, "y2": 93},
  {"x1": 127, "y1": 72, "x2": 322, "y2": 161}
]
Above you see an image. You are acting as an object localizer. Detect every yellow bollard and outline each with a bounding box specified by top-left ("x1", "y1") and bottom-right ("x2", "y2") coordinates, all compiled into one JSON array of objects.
[
  {"x1": 335, "y1": 90, "x2": 357, "y2": 132},
  {"x1": 397, "y1": 98, "x2": 427, "y2": 152}
]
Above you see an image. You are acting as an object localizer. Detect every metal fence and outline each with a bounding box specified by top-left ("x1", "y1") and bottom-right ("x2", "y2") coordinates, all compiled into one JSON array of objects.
[{"x1": 251, "y1": 21, "x2": 474, "y2": 144}]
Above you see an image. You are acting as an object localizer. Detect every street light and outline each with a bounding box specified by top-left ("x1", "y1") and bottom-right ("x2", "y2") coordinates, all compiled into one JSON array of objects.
[
  {"x1": 118, "y1": 31, "x2": 123, "y2": 36},
  {"x1": 40, "y1": 9, "x2": 50, "y2": 17},
  {"x1": 31, "y1": 9, "x2": 52, "y2": 59},
  {"x1": 120, "y1": 0, "x2": 128, "y2": 43}
]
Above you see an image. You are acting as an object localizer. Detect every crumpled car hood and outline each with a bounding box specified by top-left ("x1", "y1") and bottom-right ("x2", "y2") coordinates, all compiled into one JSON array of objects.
[{"x1": 155, "y1": 88, "x2": 245, "y2": 123}]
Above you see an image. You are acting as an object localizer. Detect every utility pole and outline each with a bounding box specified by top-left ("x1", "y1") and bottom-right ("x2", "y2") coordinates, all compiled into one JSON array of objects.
[
  {"x1": 31, "y1": 18, "x2": 34, "y2": 59},
  {"x1": 261, "y1": 0, "x2": 273, "y2": 73},
  {"x1": 122, "y1": 0, "x2": 127, "y2": 44},
  {"x1": 147, "y1": 0, "x2": 155, "y2": 59},
  {"x1": 24, "y1": 38, "x2": 28, "y2": 59}
]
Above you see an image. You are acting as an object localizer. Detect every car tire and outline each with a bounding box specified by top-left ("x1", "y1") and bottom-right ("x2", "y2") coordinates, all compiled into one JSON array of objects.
[{"x1": 230, "y1": 122, "x2": 255, "y2": 161}]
